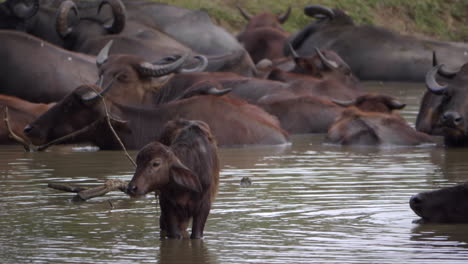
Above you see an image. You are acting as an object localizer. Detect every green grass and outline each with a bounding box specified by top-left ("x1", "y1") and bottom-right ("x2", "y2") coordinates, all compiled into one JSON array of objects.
[{"x1": 155, "y1": 0, "x2": 468, "y2": 41}]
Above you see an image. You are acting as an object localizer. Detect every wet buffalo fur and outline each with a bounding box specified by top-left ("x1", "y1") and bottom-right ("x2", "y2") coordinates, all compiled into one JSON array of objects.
[{"x1": 128, "y1": 119, "x2": 219, "y2": 239}]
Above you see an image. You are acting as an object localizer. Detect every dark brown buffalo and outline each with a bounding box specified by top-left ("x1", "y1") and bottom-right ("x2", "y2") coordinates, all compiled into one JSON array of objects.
[
  {"x1": 239, "y1": 27, "x2": 290, "y2": 64},
  {"x1": 410, "y1": 182, "x2": 468, "y2": 223},
  {"x1": 0, "y1": 95, "x2": 53, "y2": 144},
  {"x1": 127, "y1": 119, "x2": 219, "y2": 239},
  {"x1": 419, "y1": 63, "x2": 468, "y2": 146},
  {"x1": 24, "y1": 83, "x2": 289, "y2": 149},
  {"x1": 326, "y1": 94, "x2": 434, "y2": 146}
]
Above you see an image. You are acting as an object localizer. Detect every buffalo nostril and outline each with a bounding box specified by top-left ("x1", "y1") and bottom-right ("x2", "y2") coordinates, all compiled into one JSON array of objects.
[
  {"x1": 23, "y1": 125, "x2": 33, "y2": 134},
  {"x1": 127, "y1": 184, "x2": 137, "y2": 195},
  {"x1": 409, "y1": 194, "x2": 424, "y2": 211},
  {"x1": 443, "y1": 111, "x2": 463, "y2": 126}
]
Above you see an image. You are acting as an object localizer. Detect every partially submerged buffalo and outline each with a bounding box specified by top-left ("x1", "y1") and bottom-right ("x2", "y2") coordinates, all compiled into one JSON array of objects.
[
  {"x1": 23, "y1": 83, "x2": 289, "y2": 149},
  {"x1": 418, "y1": 63, "x2": 468, "y2": 146},
  {"x1": 127, "y1": 119, "x2": 219, "y2": 239},
  {"x1": 288, "y1": 5, "x2": 468, "y2": 82},
  {"x1": 326, "y1": 94, "x2": 434, "y2": 146},
  {"x1": 410, "y1": 182, "x2": 468, "y2": 223}
]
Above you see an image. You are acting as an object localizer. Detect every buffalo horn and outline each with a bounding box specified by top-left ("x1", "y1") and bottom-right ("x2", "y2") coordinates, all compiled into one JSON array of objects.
[
  {"x1": 236, "y1": 5, "x2": 252, "y2": 21},
  {"x1": 180, "y1": 55, "x2": 209, "y2": 73},
  {"x1": 315, "y1": 48, "x2": 339, "y2": 69},
  {"x1": 304, "y1": 5, "x2": 335, "y2": 20},
  {"x1": 332, "y1": 99, "x2": 356, "y2": 107},
  {"x1": 81, "y1": 77, "x2": 116, "y2": 102},
  {"x1": 432, "y1": 51, "x2": 458, "y2": 79},
  {"x1": 98, "y1": 0, "x2": 126, "y2": 34},
  {"x1": 137, "y1": 54, "x2": 188, "y2": 78},
  {"x1": 288, "y1": 42, "x2": 300, "y2": 60},
  {"x1": 96, "y1": 40, "x2": 113, "y2": 67},
  {"x1": 8, "y1": 0, "x2": 39, "y2": 19},
  {"x1": 206, "y1": 86, "x2": 232, "y2": 96},
  {"x1": 425, "y1": 64, "x2": 448, "y2": 95},
  {"x1": 277, "y1": 6, "x2": 291, "y2": 24},
  {"x1": 388, "y1": 100, "x2": 406, "y2": 110},
  {"x1": 56, "y1": 0, "x2": 79, "y2": 38}
]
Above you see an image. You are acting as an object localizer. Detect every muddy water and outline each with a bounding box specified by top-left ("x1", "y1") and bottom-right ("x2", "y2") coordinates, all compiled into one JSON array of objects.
[{"x1": 2, "y1": 83, "x2": 468, "y2": 264}]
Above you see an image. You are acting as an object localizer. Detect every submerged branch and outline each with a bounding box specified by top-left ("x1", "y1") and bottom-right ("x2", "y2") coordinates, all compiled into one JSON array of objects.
[{"x1": 48, "y1": 179, "x2": 129, "y2": 201}]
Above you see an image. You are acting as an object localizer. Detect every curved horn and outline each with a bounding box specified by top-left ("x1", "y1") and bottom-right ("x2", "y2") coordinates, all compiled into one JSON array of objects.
[
  {"x1": 332, "y1": 99, "x2": 356, "y2": 107},
  {"x1": 81, "y1": 77, "x2": 116, "y2": 102},
  {"x1": 288, "y1": 42, "x2": 300, "y2": 60},
  {"x1": 315, "y1": 47, "x2": 339, "y2": 69},
  {"x1": 55, "y1": 0, "x2": 79, "y2": 39},
  {"x1": 277, "y1": 6, "x2": 291, "y2": 24},
  {"x1": 425, "y1": 64, "x2": 449, "y2": 95},
  {"x1": 236, "y1": 5, "x2": 252, "y2": 21},
  {"x1": 96, "y1": 40, "x2": 113, "y2": 67},
  {"x1": 388, "y1": 100, "x2": 406, "y2": 110},
  {"x1": 137, "y1": 54, "x2": 188, "y2": 78},
  {"x1": 304, "y1": 5, "x2": 335, "y2": 20},
  {"x1": 432, "y1": 51, "x2": 458, "y2": 79},
  {"x1": 9, "y1": 0, "x2": 39, "y2": 19},
  {"x1": 180, "y1": 55, "x2": 208, "y2": 73},
  {"x1": 98, "y1": 0, "x2": 126, "y2": 34}
]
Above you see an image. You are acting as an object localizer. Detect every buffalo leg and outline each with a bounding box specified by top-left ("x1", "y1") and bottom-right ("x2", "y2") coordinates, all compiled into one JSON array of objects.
[{"x1": 190, "y1": 203, "x2": 211, "y2": 239}]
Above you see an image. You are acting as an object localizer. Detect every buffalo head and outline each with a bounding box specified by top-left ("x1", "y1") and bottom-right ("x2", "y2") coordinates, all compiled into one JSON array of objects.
[
  {"x1": 425, "y1": 63, "x2": 468, "y2": 146},
  {"x1": 0, "y1": 0, "x2": 39, "y2": 30},
  {"x1": 410, "y1": 182, "x2": 468, "y2": 223},
  {"x1": 332, "y1": 94, "x2": 406, "y2": 114},
  {"x1": 93, "y1": 40, "x2": 198, "y2": 104},
  {"x1": 55, "y1": 0, "x2": 126, "y2": 49},
  {"x1": 23, "y1": 84, "x2": 112, "y2": 145},
  {"x1": 237, "y1": 5, "x2": 291, "y2": 31},
  {"x1": 127, "y1": 141, "x2": 201, "y2": 197}
]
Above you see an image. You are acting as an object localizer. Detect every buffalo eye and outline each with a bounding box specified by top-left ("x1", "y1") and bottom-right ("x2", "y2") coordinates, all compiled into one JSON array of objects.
[
  {"x1": 152, "y1": 161, "x2": 160, "y2": 167},
  {"x1": 117, "y1": 73, "x2": 130, "y2": 82}
]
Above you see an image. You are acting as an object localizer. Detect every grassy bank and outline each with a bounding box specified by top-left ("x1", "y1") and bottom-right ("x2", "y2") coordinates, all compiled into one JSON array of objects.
[{"x1": 156, "y1": 0, "x2": 468, "y2": 41}]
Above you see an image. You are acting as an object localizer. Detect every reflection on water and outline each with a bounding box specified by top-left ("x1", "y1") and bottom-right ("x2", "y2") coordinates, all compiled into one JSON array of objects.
[{"x1": 2, "y1": 83, "x2": 468, "y2": 263}]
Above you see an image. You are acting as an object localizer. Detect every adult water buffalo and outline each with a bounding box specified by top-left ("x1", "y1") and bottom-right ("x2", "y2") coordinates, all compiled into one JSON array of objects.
[
  {"x1": 0, "y1": 30, "x2": 97, "y2": 102},
  {"x1": 410, "y1": 182, "x2": 468, "y2": 223},
  {"x1": 128, "y1": 119, "x2": 219, "y2": 239},
  {"x1": 325, "y1": 94, "x2": 434, "y2": 146},
  {"x1": 0, "y1": 31, "x2": 186, "y2": 103},
  {"x1": 0, "y1": 95, "x2": 54, "y2": 144},
  {"x1": 419, "y1": 63, "x2": 468, "y2": 146},
  {"x1": 288, "y1": 5, "x2": 468, "y2": 82},
  {"x1": 23, "y1": 83, "x2": 289, "y2": 149}
]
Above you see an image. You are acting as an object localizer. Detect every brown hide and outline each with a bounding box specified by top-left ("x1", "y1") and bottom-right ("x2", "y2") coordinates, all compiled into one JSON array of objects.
[
  {"x1": 24, "y1": 84, "x2": 289, "y2": 149},
  {"x1": 326, "y1": 95, "x2": 433, "y2": 146},
  {"x1": 0, "y1": 95, "x2": 53, "y2": 144},
  {"x1": 239, "y1": 27, "x2": 289, "y2": 64},
  {"x1": 128, "y1": 119, "x2": 219, "y2": 239}
]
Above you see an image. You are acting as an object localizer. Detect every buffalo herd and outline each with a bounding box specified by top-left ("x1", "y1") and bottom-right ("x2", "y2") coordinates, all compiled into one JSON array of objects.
[{"x1": 2, "y1": 0, "x2": 468, "y2": 236}]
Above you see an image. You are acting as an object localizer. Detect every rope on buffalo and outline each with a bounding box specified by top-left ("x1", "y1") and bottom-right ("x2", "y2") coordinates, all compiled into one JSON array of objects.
[{"x1": 3, "y1": 106, "x2": 33, "y2": 151}]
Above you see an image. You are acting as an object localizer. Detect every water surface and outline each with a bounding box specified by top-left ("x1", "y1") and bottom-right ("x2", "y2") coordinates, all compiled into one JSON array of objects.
[{"x1": 1, "y1": 83, "x2": 468, "y2": 264}]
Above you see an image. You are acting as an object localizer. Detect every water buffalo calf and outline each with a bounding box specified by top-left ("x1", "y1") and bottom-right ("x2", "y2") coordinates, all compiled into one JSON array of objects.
[
  {"x1": 128, "y1": 119, "x2": 219, "y2": 239},
  {"x1": 410, "y1": 182, "x2": 468, "y2": 223}
]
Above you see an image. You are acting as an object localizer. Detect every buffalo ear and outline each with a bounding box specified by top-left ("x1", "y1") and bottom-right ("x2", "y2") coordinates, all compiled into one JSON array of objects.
[{"x1": 170, "y1": 157, "x2": 202, "y2": 193}]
